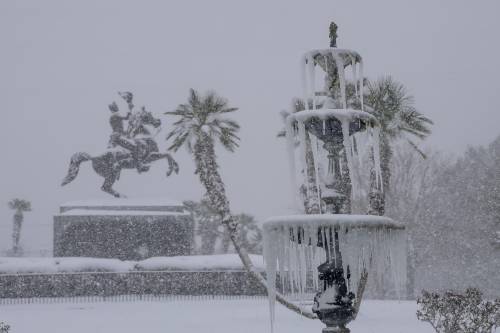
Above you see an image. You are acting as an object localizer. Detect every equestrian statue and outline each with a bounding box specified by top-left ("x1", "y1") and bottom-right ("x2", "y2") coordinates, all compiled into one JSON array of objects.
[{"x1": 61, "y1": 92, "x2": 179, "y2": 197}]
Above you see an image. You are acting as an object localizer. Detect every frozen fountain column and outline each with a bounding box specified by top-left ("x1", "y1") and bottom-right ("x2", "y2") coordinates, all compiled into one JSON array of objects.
[{"x1": 332, "y1": 51, "x2": 347, "y2": 109}]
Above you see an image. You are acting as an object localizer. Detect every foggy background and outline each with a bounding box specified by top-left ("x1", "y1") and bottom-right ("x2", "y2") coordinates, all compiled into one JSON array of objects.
[{"x1": 1, "y1": 0, "x2": 499, "y2": 253}]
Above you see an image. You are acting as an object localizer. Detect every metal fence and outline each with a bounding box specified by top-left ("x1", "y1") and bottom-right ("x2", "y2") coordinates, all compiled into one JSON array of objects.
[
  {"x1": 0, "y1": 270, "x2": 267, "y2": 303},
  {"x1": 0, "y1": 294, "x2": 267, "y2": 306}
]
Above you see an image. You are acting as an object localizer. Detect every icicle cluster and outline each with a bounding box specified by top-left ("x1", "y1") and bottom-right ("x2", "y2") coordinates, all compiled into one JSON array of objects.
[
  {"x1": 302, "y1": 49, "x2": 364, "y2": 111},
  {"x1": 286, "y1": 109, "x2": 383, "y2": 213},
  {"x1": 284, "y1": 48, "x2": 384, "y2": 213},
  {"x1": 263, "y1": 215, "x2": 407, "y2": 326}
]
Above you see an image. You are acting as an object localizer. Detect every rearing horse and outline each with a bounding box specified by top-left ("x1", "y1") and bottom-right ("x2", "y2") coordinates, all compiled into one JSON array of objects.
[{"x1": 61, "y1": 108, "x2": 179, "y2": 197}]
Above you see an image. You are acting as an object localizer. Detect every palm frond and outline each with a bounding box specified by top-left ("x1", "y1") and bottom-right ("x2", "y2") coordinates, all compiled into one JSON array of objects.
[
  {"x1": 8, "y1": 199, "x2": 31, "y2": 211},
  {"x1": 219, "y1": 107, "x2": 238, "y2": 114},
  {"x1": 365, "y1": 75, "x2": 433, "y2": 148},
  {"x1": 167, "y1": 132, "x2": 191, "y2": 152},
  {"x1": 165, "y1": 88, "x2": 240, "y2": 153}
]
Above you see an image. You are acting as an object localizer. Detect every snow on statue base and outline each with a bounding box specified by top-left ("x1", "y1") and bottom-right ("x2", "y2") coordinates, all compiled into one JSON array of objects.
[{"x1": 53, "y1": 198, "x2": 194, "y2": 260}]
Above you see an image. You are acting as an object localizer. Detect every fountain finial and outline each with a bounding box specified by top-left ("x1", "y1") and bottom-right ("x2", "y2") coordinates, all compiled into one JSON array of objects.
[{"x1": 329, "y1": 21, "x2": 338, "y2": 48}]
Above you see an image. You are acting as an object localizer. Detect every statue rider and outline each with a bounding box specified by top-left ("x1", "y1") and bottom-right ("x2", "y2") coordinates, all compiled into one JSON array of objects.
[
  {"x1": 108, "y1": 100, "x2": 149, "y2": 173},
  {"x1": 108, "y1": 101, "x2": 131, "y2": 148}
]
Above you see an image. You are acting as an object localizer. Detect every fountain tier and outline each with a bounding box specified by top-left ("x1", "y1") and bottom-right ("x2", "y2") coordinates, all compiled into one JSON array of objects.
[{"x1": 263, "y1": 214, "x2": 406, "y2": 330}]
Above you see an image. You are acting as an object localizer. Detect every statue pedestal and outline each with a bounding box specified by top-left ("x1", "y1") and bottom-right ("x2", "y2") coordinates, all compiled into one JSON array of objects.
[{"x1": 53, "y1": 198, "x2": 194, "y2": 260}]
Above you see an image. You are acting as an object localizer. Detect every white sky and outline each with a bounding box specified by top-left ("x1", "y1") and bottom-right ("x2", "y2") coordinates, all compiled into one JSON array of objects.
[{"x1": 1, "y1": 0, "x2": 499, "y2": 252}]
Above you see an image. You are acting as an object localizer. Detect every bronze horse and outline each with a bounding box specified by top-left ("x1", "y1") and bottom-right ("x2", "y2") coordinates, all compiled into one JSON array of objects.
[{"x1": 62, "y1": 107, "x2": 178, "y2": 197}]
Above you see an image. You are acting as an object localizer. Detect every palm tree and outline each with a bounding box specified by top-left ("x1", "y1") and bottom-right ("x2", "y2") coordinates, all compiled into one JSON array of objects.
[
  {"x1": 7, "y1": 198, "x2": 31, "y2": 256},
  {"x1": 166, "y1": 88, "x2": 316, "y2": 319},
  {"x1": 166, "y1": 89, "x2": 239, "y2": 226},
  {"x1": 365, "y1": 76, "x2": 433, "y2": 214}
]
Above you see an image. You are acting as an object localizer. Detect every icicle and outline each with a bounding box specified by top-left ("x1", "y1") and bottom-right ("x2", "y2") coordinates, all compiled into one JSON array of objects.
[
  {"x1": 372, "y1": 126, "x2": 383, "y2": 191},
  {"x1": 308, "y1": 56, "x2": 317, "y2": 109},
  {"x1": 324, "y1": 53, "x2": 329, "y2": 98},
  {"x1": 263, "y1": 216, "x2": 406, "y2": 328},
  {"x1": 311, "y1": 226, "x2": 319, "y2": 290},
  {"x1": 350, "y1": 227, "x2": 361, "y2": 293},
  {"x1": 283, "y1": 227, "x2": 292, "y2": 295},
  {"x1": 351, "y1": 56, "x2": 358, "y2": 97},
  {"x1": 338, "y1": 227, "x2": 347, "y2": 281},
  {"x1": 341, "y1": 119, "x2": 358, "y2": 203},
  {"x1": 286, "y1": 227, "x2": 294, "y2": 296},
  {"x1": 263, "y1": 227, "x2": 277, "y2": 332},
  {"x1": 278, "y1": 226, "x2": 286, "y2": 294},
  {"x1": 327, "y1": 227, "x2": 334, "y2": 265},
  {"x1": 333, "y1": 51, "x2": 347, "y2": 109},
  {"x1": 321, "y1": 227, "x2": 328, "y2": 263},
  {"x1": 298, "y1": 121, "x2": 308, "y2": 207},
  {"x1": 298, "y1": 227, "x2": 307, "y2": 296},
  {"x1": 286, "y1": 117, "x2": 301, "y2": 209},
  {"x1": 310, "y1": 135, "x2": 322, "y2": 212},
  {"x1": 359, "y1": 60, "x2": 364, "y2": 110},
  {"x1": 302, "y1": 55, "x2": 310, "y2": 110}
]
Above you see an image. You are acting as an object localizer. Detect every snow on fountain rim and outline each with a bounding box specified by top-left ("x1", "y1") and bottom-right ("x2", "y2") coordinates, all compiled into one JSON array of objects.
[
  {"x1": 289, "y1": 108, "x2": 379, "y2": 126},
  {"x1": 304, "y1": 48, "x2": 362, "y2": 62},
  {"x1": 263, "y1": 214, "x2": 404, "y2": 231}
]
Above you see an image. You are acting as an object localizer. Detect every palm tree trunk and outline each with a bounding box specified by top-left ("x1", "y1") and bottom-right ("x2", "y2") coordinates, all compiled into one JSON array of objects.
[
  {"x1": 12, "y1": 212, "x2": 23, "y2": 255},
  {"x1": 193, "y1": 134, "x2": 317, "y2": 319}
]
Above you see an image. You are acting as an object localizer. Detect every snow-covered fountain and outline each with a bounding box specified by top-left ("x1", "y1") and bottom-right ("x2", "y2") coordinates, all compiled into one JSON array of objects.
[{"x1": 263, "y1": 23, "x2": 406, "y2": 333}]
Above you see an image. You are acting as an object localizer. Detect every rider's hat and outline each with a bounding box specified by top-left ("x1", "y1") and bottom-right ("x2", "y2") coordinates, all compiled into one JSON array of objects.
[{"x1": 108, "y1": 102, "x2": 119, "y2": 113}]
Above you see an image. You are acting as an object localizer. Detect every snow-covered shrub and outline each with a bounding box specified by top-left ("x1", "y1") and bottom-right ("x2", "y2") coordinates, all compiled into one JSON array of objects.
[
  {"x1": 0, "y1": 322, "x2": 10, "y2": 333},
  {"x1": 416, "y1": 288, "x2": 500, "y2": 333}
]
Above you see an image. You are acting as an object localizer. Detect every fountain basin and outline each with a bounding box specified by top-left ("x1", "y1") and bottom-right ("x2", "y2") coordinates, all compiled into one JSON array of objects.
[{"x1": 263, "y1": 214, "x2": 406, "y2": 330}]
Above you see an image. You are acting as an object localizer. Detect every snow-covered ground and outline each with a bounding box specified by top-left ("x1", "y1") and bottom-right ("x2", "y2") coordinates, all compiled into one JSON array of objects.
[{"x1": 1, "y1": 298, "x2": 436, "y2": 333}]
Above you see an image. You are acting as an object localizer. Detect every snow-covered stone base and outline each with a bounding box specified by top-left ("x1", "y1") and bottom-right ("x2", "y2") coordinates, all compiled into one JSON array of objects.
[{"x1": 53, "y1": 198, "x2": 194, "y2": 260}]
